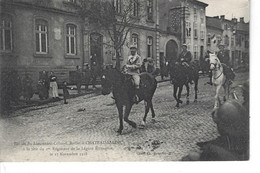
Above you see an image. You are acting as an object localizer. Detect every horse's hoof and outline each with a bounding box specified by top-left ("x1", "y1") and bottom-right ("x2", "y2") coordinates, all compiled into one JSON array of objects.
[
  {"x1": 132, "y1": 123, "x2": 137, "y2": 128},
  {"x1": 117, "y1": 129, "x2": 122, "y2": 135},
  {"x1": 151, "y1": 118, "x2": 156, "y2": 124},
  {"x1": 186, "y1": 100, "x2": 190, "y2": 105},
  {"x1": 141, "y1": 120, "x2": 146, "y2": 126},
  {"x1": 176, "y1": 104, "x2": 179, "y2": 108},
  {"x1": 179, "y1": 100, "x2": 183, "y2": 104}
]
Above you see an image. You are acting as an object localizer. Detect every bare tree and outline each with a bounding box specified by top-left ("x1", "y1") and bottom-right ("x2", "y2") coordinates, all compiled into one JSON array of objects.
[{"x1": 76, "y1": 0, "x2": 146, "y2": 69}]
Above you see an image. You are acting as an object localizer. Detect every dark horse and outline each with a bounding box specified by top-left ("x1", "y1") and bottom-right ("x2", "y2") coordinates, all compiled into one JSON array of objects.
[
  {"x1": 101, "y1": 68, "x2": 157, "y2": 135},
  {"x1": 169, "y1": 61, "x2": 199, "y2": 107}
]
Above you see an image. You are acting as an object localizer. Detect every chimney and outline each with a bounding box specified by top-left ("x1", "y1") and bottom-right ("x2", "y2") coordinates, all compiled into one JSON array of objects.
[
  {"x1": 240, "y1": 17, "x2": 245, "y2": 23},
  {"x1": 220, "y1": 15, "x2": 225, "y2": 20}
]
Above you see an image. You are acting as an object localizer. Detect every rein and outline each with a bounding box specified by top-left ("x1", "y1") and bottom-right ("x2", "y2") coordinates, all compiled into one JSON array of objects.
[{"x1": 211, "y1": 62, "x2": 223, "y2": 80}]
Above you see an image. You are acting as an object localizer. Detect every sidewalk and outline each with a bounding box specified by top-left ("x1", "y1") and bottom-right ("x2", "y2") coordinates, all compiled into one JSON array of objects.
[{"x1": 6, "y1": 75, "x2": 207, "y2": 111}]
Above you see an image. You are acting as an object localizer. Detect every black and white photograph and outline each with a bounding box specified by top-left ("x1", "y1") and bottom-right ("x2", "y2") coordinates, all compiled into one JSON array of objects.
[{"x1": 0, "y1": 0, "x2": 250, "y2": 162}]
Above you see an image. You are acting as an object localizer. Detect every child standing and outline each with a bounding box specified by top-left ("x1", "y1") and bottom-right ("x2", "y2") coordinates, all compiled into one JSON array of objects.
[{"x1": 62, "y1": 81, "x2": 69, "y2": 104}]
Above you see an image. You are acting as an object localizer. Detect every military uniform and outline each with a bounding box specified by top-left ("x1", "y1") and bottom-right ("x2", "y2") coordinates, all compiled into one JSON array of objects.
[
  {"x1": 178, "y1": 47, "x2": 193, "y2": 84},
  {"x1": 126, "y1": 47, "x2": 142, "y2": 88},
  {"x1": 217, "y1": 49, "x2": 230, "y2": 66}
]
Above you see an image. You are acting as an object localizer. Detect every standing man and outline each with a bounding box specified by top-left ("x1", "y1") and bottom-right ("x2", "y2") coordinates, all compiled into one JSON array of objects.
[
  {"x1": 125, "y1": 44, "x2": 142, "y2": 103},
  {"x1": 90, "y1": 54, "x2": 98, "y2": 89},
  {"x1": 83, "y1": 63, "x2": 91, "y2": 91},
  {"x1": 75, "y1": 65, "x2": 82, "y2": 94},
  {"x1": 177, "y1": 44, "x2": 193, "y2": 84}
]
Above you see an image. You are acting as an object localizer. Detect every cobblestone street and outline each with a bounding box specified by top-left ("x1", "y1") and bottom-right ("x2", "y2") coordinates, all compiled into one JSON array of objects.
[{"x1": 0, "y1": 72, "x2": 248, "y2": 161}]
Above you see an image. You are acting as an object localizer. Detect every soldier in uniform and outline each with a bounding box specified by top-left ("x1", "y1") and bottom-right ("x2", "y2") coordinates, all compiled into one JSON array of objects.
[
  {"x1": 83, "y1": 63, "x2": 91, "y2": 91},
  {"x1": 217, "y1": 44, "x2": 235, "y2": 82},
  {"x1": 177, "y1": 44, "x2": 193, "y2": 84},
  {"x1": 125, "y1": 44, "x2": 142, "y2": 103},
  {"x1": 75, "y1": 65, "x2": 82, "y2": 94}
]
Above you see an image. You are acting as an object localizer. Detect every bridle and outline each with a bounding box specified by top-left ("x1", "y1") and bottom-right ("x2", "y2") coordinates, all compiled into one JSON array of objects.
[{"x1": 210, "y1": 58, "x2": 223, "y2": 80}]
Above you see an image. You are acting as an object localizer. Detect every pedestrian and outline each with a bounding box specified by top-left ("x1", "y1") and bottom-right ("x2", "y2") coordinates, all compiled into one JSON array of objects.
[
  {"x1": 38, "y1": 71, "x2": 49, "y2": 100},
  {"x1": 49, "y1": 71, "x2": 59, "y2": 100},
  {"x1": 177, "y1": 44, "x2": 193, "y2": 84},
  {"x1": 91, "y1": 55, "x2": 98, "y2": 89},
  {"x1": 22, "y1": 73, "x2": 34, "y2": 100},
  {"x1": 75, "y1": 65, "x2": 82, "y2": 94},
  {"x1": 62, "y1": 81, "x2": 69, "y2": 104},
  {"x1": 83, "y1": 63, "x2": 91, "y2": 91},
  {"x1": 125, "y1": 44, "x2": 142, "y2": 103}
]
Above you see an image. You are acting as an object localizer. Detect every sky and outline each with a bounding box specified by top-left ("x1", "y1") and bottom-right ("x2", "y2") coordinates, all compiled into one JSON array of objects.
[{"x1": 199, "y1": 0, "x2": 250, "y2": 22}]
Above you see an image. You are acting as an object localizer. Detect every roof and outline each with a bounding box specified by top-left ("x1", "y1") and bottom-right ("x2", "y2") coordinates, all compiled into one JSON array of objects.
[
  {"x1": 206, "y1": 16, "x2": 223, "y2": 31},
  {"x1": 190, "y1": 0, "x2": 208, "y2": 7}
]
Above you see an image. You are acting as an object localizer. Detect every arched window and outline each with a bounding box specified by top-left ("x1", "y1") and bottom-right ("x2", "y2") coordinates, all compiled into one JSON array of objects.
[
  {"x1": 66, "y1": 24, "x2": 77, "y2": 55},
  {"x1": 131, "y1": 0, "x2": 139, "y2": 17},
  {"x1": 147, "y1": 36, "x2": 153, "y2": 58},
  {"x1": 35, "y1": 19, "x2": 48, "y2": 54},
  {"x1": 131, "y1": 33, "x2": 138, "y2": 49},
  {"x1": 0, "y1": 13, "x2": 12, "y2": 51}
]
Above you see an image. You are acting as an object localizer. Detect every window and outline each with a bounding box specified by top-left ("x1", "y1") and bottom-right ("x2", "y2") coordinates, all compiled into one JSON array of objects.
[
  {"x1": 194, "y1": 29, "x2": 198, "y2": 38},
  {"x1": 194, "y1": 45, "x2": 198, "y2": 60},
  {"x1": 245, "y1": 40, "x2": 249, "y2": 48},
  {"x1": 147, "y1": 36, "x2": 153, "y2": 58},
  {"x1": 0, "y1": 14, "x2": 12, "y2": 52},
  {"x1": 231, "y1": 37, "x2": 234, "y2": 46},
  {"x1": 131, "y1": 0, "x2": 139, "y2": 17},
  {"x1": 114, "y1": 0, "x2": 122, "y2": 14},
  {"x1": 194, "y1": 7, "x2": 197, "y2": 15},
  {"x1": 131, "y1": 33, "x2": 138, "y2": 49},
  {"x1": 224, "y1": 24, "x2": 228, "y2": 30},
  {"x1": 207, "y1": 34, "x2": 211, "y2": 45},
  {"x1": 194, "y1": 22, "x2": 197, "y2": 38},
  {"x1": 186, "y1": 22, "x2": 191, "y2": 37},
  {"x1": 66, "y1": 24, "x2": 77, "y2": 55},
  {"x1": 200, "y1": 30, "x2": 204, "y2": 40},
  {"x1": 147, "y1": 0, "x2": 153, "y2": 21},
  {"x1": 224, "y1": 35, "x2": 229, "y2": 46},
  {"x1": 35, "y1": 19, "x2": 48, "y2": 54}
]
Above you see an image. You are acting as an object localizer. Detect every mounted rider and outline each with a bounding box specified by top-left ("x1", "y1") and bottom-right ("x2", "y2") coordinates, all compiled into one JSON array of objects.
[
  {"x1": 125, "y1": 44, "x2": 142, "y2": 103},
  {"x1": 177, "y1": 43, "x2": 193, "y2": 84},
  {"x1": 217, "y1": 44, "x2": 235, "y2": 83}
]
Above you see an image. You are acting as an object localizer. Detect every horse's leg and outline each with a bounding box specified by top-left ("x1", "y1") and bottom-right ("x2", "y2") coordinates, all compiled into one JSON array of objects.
[
  {"x1": 173, "y1": 85, "x2": 179, "y2": 107},
  {"x1": 116, "y1": 104, "x2": 124, "y2": 134},
  {"x1": 194, "y1": 78, "x2": 198, "y2": 102},
  {"x1": 223, "y1": 84, "x2": 227, "y2": 102},
  {"x1": 186, "y1": 83, "x2": 190, "y2": 105},
  {"x1": 142, "y1": 101, "x2": 150, "y2": 126},
  {"x1": 214, "y1": 85, "x2": 222, "y2": 109},
  {"x1": 124, "y1": 104, "x2": 137, "y2": 128},
  {"x1": 178, "y1": 86, "x2": 183, "y2": 104}
]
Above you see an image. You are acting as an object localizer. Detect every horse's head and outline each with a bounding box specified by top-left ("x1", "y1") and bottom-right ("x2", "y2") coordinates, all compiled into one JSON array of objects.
[
  {"x1": 101, "y1": 67, "x2": 114, "y2": 95},
  {"x1": 101, "y1": 67, "x2": 124, "y2": 95},
  {"x1": 209, "y1": 53, "x2": 221, "y2": 70}
]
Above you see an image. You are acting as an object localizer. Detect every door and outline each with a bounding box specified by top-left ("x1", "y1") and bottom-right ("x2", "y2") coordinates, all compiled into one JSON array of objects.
[
  {"x1": 90, "y1": 33, "x2": 103, "y2": 72},
  {"x1": 166, "y1": 40, "x2": 178, "y2": 63}
]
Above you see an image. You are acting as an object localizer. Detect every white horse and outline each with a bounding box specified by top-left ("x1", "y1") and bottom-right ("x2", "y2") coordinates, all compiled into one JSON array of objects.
[{"x1": 209, "y1": 53, "x2": 231, "y2": 109}]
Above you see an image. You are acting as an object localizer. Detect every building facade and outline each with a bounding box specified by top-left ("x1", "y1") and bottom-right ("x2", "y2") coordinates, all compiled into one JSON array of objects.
[
  {"x1": 0, "y1": 0, "x2": 84, "y2": 84},
  {"x1": 206, "y1": 15, "x2": 249, "y2": 69}
]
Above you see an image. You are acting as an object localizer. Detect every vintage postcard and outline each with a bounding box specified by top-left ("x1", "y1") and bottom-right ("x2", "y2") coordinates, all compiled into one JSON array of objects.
[{"x1": 0, "y1": 0, "x2": 249, "y2": 161}]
